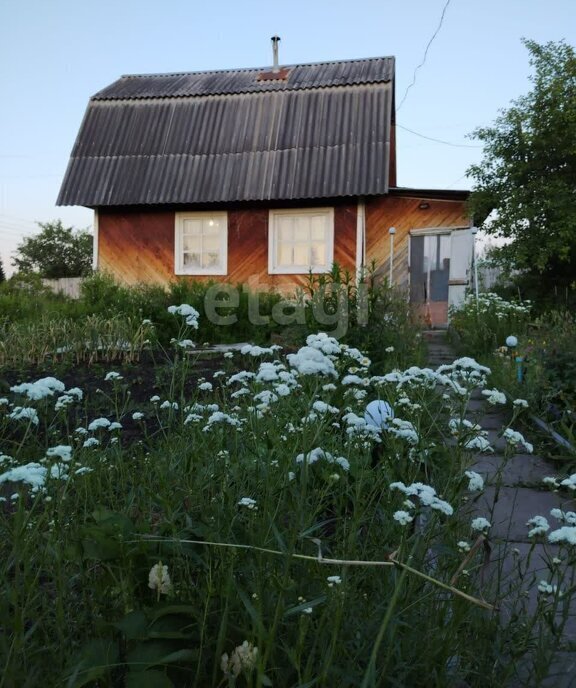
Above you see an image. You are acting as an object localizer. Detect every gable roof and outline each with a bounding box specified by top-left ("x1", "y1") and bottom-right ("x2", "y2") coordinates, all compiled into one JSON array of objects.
[{"x1": 57, "y1": 56, "x2": 394, "y2": 208}]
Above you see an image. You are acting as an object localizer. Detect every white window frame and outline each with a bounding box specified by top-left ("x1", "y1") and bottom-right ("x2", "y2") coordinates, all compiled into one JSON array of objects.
[
  {"x1": 175, "y1": 211, "x2": 228, "y2": 276},
  {"x1": 268, "y1": 208, "x2": 334, "y2": 275}
]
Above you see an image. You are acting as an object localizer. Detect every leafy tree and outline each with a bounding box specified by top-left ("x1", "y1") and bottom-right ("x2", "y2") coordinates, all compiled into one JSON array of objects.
[
  {"x1": 12, "y1": 220, "x2": 93, "y2": 278},
  {"x1": 0, "y1": 257, "x2": 6, "y2": 283},
  {"x1": 468, "y1": 39, "x2": 576, "y2": 291}
]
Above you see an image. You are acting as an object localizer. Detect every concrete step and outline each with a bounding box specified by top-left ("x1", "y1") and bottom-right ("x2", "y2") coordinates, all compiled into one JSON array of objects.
[
  {"x1": 465, "y1": 485, "x2": 573, "y2": 542},
  {"x1": 471, "y1": 453, "x2": 555, "y2": 486}
]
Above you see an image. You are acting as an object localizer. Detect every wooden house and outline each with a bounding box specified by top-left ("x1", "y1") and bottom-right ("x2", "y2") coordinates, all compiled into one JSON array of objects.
[{"x1": 57, "y1": 50, "x2": 472, "y2": 326}]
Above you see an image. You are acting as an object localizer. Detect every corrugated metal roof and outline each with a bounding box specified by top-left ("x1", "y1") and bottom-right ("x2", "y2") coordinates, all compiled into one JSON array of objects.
[
  {"x1": 93, "y1": 56, "x2": 394, "y2": 99},
  {"x1": 58, "y1": 57, "x2": 393, "y2": 207}
]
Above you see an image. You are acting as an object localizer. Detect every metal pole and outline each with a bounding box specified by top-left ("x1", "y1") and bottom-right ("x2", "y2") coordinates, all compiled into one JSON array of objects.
[
  {"x1": 471, "y1": 226, "x2": 479, "y2": 310},
  {"x1": 389, "y1": 227, "x2": 396, "y2": 284}
]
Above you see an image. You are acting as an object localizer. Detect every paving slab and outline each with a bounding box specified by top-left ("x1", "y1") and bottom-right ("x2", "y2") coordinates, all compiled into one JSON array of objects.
[
  {"x1": 468, "y1": 413, "x2": 505, "y2": 430},
  {"x1": 471, "y1": 454, "x2": 555, "y2": 486},
  {"x1": 466, "y1": 486, "x2": 574, "y2": 542}
]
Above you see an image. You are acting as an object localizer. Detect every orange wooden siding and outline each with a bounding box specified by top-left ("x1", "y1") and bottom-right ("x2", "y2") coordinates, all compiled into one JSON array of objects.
[
  {"x1": 98, "y1": 204, "x2": 356, "y2": 290},
  {"x1": 365, "y1": 196, "x2": 469, "y2": 287}
]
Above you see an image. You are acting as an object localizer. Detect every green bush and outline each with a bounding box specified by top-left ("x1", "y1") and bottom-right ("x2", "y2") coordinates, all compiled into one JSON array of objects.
[{"x1": 449, "y1": 292, "x2": 532, "y2": 356}]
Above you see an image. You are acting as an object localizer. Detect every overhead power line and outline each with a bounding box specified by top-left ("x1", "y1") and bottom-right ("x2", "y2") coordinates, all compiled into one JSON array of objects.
[
  {"x1": 396, "y1": 123, "x2": 482, "y2": 148},
  {"x1": 397, "y1": 0, "x2": 452, "y2": 112}
]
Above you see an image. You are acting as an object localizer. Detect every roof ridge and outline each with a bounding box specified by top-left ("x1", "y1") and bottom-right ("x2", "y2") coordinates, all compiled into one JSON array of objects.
[{"x1": 119, "y1": 55, "x2": 395, "y2": 80}]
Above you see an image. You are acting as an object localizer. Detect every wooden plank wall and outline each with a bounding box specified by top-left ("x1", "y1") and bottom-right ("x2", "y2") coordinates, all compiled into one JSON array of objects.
[
  {"x1": 364, "y1": 196, "x2": 469, "y2": 288},
  {"x1": 98, "y1": 203, "x2": 357, "y2": 290}
]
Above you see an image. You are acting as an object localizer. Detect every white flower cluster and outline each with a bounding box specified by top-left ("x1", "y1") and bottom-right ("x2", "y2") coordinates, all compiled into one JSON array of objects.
[
  {"x1": 470, "y1": 517, "x2": 491, "y2": 532},
  {"x1": 287, "y1": 346, "x2": 338, "y2": 378},
  {"x1": 10, "y1": 376, "x2": 65, "y2": 400},
  {"x1": 148, "y1": 562, "x2": 172, "y2": 594},
  {"x1": 390, "y1": 481, "x2": 453, "y2": 516},
  {"x1": 502, "y1": 428, "x2": 533, "y2": 454},
  {"x1": 295, "y1": 447, "x2": 350, "y2": 472},
  {"x1": 482, "y1": 388, "x2": 507, "y2": 406},
  {"x1": 457, "y1": 292, "x2": 531, "y2": 319},
  {"x1": 221, "y1": 640, "x2": 258, "y2": 677},
  {"x1": 464, "y1": 470, "x2": 484, "y2": 492},
  {"x1": 167, "y1": 303, "x2": 200, "y2": 329}
]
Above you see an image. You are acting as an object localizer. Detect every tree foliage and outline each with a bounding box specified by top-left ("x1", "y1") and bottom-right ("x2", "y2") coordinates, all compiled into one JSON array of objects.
[
  {"x1": 0, "y1": 257, "x2": 6, "y2": 283},
  {"x1": 468, "y1": 39, "x2": 576, "y2": 286},
  {"x1": 12, "y1": 220, "x2": 93, "y2": 278}
]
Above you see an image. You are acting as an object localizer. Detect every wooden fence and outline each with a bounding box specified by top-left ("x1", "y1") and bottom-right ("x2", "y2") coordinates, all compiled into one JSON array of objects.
[{"x1": 42, "y1": 277, "x2": 83, "y2": 299}]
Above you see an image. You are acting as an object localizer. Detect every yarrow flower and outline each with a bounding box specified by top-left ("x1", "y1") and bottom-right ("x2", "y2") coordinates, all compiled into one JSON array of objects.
[
  {"x1": 238, "y1": 497, "x2": 257, "y2": 510},
  {"x1": 471, "y1": 517, "x2": 491, "y2": 533},
  {"x1": 10, "y1": 377, "x2": 65, "y2": 400},
  {"x1": 167, "y1": 304, "x2": 200, "y2": 329},
  {"x1": 104, "y1": 371, "x2": 123, "y2": 382},
  {"x1": 221, "y1": 641, "x2": 258, "y2": 677},
  {"x1": 8, "y1": 407, "x2": 39, "y2": 425},
  {"x1": 502, "y1": 428, "x2": 533, "y2": 454},
  {"x1": 393, "y1": 510, "x2": 414, "y2": 526},
  {"x1": 527, "y1": 515, "x2": 550, "y2": 538},
  {"x1": 148, "y1": 562, "x2": 172, "y2": 595},
  {"x1": 482, "y1": 388, "x2": 507, "y2": 405},
  {"x1": 537, "y1": 580, "x2": 558, "y2": 596},
  {"x1": 464, "y1": 470, "x2": 484, "y2": 492},
  {"x1": 327, "y1": 575, "x2": 342, "y2": 586},
  {"x1": 46, "y1": 445, "x2": 73, "y2": 463}
]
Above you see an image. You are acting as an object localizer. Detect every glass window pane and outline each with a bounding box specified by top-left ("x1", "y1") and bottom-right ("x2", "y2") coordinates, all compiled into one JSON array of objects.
[
  {"x1": 202, "y1": 252, "x2": 220, "y2": 269},
  {"x1": 277, "y1": 217, "x2": 293, "y2": 242},
  {"x1": 310, "y1": 242, "x2": 326, "y2": 266},
  {"x1": 183, "y1": 251, "x2": 200, "y2": 268},
  {"x1": 183, "y1": 235, "x2": 201, "y2": 252},
  {"x1": 183, "y1": 219, "x2": 202, "y2": 235},
  {"x1": 202, "y1": 220, "x2": 220, "y2": 236},
  {"x1": 278, "y1": 244, "x2": 293, "y2": 266},
  {"x1": 203, "y1": 236, "x2": 220, "y2": 253},
  {"x1": 310, "y1": 216, "x2": 326, "y2": 241},
  {"x1": 294, "y1": 220, "x2": 309, "y2": 243},
  {"x1": 293, "y1": 243, "x2": 309, "y2": 265}
]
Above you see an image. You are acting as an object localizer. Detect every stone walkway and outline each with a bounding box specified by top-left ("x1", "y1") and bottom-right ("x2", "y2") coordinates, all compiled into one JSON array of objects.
[{"x1": 425, "y1": 331, "x2": 576, "y2": 688}]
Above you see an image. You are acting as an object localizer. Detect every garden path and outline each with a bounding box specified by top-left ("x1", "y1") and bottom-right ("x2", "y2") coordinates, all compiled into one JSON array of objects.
[{"x1": 425, "y1": 331, "x2": 576, "y2": 688}]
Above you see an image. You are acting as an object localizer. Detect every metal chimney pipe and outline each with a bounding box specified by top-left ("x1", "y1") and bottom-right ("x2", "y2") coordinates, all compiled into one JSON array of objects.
[{"x1": 271, "y1": 35, "x2": 281, "y2": 72}]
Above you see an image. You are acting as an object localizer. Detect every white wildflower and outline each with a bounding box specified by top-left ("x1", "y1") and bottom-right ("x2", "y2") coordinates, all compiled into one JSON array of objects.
[
  {"x1": 482, "y1": 388, "x2": 507, "y2": 405},
  {"x1": 221, "y1": 641, "x2": 258, "y2": 677},
  {"x1": 471, "y1": 517, "x2": 491, "y2": 532},
  {"x1": 527, "y1": 515, "x2": 550, "y2": 537},
  {"x1": 104, "y1": 372, "x2": 123, "y2": 382},
  {"x1": 88, "y1": 417, "x2": 111, "y2": 431},
  {"x1": 465, "y1": 470, "x2": 484, "y2": 492},
  {"x1": 148, "y1": 562, "x2": 172, "y2": 594},
  {"x1": 46, "y1": 445, "x2": 73, "y2": 463},
  {"x1": 548, "y1": 527, "x2": 576, "y2": 545},
  {"x1": 287, "y1": 346, "x2": 338, "y2": 378},
  {"x1": 167, "y1": 304, "x2": 200, "y2": 329},
  {"x1": 0, "y1": 462, "x2": 47, "y2": 492},
  {"x1": 560, "y1": 474, "x2": 576, "y2": 491},
  {"x1": 238, "y1": 497, "x2": 257, "y2": 509},
  {"x1": 8, "y1": 407, "x2": 39, "y2": 425},
  {"x1": 537, "y1": 580, "x2": 557, "y2": 595},
  {"x1": 393, "y1": 510, "x2": 413, "y2": 526},
  {"x1": 10, "y1": 377, "x2": 65, "y2": 400},
  {"x1": 503, "y1": 428, "x2": 533, "y2": 453}
]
